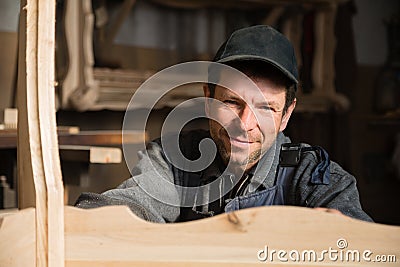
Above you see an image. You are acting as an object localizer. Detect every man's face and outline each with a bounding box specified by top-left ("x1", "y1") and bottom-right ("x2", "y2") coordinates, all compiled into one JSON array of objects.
[{"x1": 204, "y1": 71, "x2": 296, "y2": 173}]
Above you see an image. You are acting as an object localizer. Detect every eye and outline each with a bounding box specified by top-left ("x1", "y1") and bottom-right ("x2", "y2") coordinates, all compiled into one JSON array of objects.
[
  {"x1": 223, "y1": 100, "x2": 240, "y2": 107},
  {"x1": 259, "y1": 105, "x2": 274, "y2": 112}
]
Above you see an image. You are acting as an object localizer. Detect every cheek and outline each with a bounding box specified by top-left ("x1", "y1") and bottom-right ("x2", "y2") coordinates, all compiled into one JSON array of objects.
[
  {"x1": 258, "y1": 115, "x2": 282, "y2": 147},
  {"x1": 258, "y1": 114, "x2": 279, "y2": 134},
  {"x1": 209, "y1": 106, "x2": 238, "y2": 127}
]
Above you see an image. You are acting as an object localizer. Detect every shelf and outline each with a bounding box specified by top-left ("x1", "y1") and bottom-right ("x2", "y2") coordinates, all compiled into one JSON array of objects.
[{"x1": 0, "y1": 129, "x2": 147, "y2": 149}]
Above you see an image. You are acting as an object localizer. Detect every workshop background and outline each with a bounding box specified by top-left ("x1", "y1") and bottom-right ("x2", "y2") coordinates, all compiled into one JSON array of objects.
[{"x1": 0, "y1": 0, "x2": 399, "y2": 225}]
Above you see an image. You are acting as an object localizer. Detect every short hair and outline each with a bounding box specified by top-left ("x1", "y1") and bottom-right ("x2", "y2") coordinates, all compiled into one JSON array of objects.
[{"x1": 207, "y1": 61, "x2": 296, "y2": 115}]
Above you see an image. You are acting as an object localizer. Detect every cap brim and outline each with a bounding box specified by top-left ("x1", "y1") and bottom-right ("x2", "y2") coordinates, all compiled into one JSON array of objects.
[{"x1": 217, "y1": 55, "x2": 299, "y2": 85}]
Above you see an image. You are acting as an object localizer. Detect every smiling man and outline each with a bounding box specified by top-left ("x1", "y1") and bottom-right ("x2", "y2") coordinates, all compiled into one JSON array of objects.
[
  {"x1": 205, "y1": 61, "x2": 296, "y2": 174},
  {"x1": 75, "y1": 25, "x2": 373, "y2": 223}
]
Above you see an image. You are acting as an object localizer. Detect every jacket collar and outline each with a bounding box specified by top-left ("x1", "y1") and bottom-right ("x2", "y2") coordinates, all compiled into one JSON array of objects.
[{"x1": 247, "y1": 132, "x2": 291, "y2": 192}]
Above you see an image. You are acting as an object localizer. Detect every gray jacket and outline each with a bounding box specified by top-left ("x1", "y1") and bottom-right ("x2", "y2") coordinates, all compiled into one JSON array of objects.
[{"x1": 75, "y1": 130, "x2": 373, "y2": 223}]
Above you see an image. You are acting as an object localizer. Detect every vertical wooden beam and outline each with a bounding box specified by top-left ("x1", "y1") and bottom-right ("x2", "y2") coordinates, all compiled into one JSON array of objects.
[
  {"x1": 37, "y1": 0, "x2": 65, "y2": 266},
  {"x1": 62, "y1": 0, "x2": 99, "y2": 111},
  {"x1": 17, "y1": 1, "x2": 35, "y2": 210},
  {"x1": 282, "y1": 13, "x2": 304, "y2": 94},
  {"x1": 17, "y1": 0, "x2": 64, "y2": 266},
  {"x1": 18, "y1": 1, "x2": 46, "y2": 265},
  {"x1": 312, "y1": 4, "x2": 337, "y2": 95}
]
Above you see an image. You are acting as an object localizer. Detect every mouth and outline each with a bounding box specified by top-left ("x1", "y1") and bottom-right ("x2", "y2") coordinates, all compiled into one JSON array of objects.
[
  {"x1": 229, "y1": 136, "x2": 255, "y2": 147},
  {"x1": 218, "y1": 128, "x2": 260, "y2": 148}
]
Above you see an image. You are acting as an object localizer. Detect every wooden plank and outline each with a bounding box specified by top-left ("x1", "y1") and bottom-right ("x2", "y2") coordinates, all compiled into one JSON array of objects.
[
  {"x1": 61, "y1": 0, "x2": 81, "y2": 108},
  {"x1": 57, "y1": 130, "x2": 147, "y2": 146},
  {"x1": 37, "y1": 0, "x2": 65, "y2": 265},
  {"x1": 18, "y1": 0, "x2": 64, "y2": 265},
  {"x1": 59, "y1": 145, "x2": 122, "y2": 163},
  {"x1": 0, "y1": 31, "x2": 18, "y2": 111},
  {"x1": 0, "y1": 131, "x2": 18, "y2": 149},
  {"x1": 4, "y1": 108, "x2": 18, "y2": 129},
  {"x1": 0, "y1": 208, "x2": 36, "y2": 266},
  {"x1": 18, "y1": 1, "x2": 47, "y2": 266},
  {"x1": 64, "y1": 205, "x2": 400, "y2": 266},
  {"x1": 282, "y1": 14, "x2": 304, "y2": 82},
  {"x1": 312, "y1": 6, "x2": 336, "y2": 95},
  {"x1": 62, "y1": 0, "x2": 99, "y2": 111},
  {"x1": 0, "y1": 129, "x2": 147, "y2": 148}
]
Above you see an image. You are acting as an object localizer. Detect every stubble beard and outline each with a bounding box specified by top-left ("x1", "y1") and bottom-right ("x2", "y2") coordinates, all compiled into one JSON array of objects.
[{"x1": 211, "y1": 129, "x2": 262, "y2": 172}]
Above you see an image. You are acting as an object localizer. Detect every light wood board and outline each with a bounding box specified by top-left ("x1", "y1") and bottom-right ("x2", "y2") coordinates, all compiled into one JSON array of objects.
[{"x1": 64, "y1": 205, "x2": 400, "y2": 266}]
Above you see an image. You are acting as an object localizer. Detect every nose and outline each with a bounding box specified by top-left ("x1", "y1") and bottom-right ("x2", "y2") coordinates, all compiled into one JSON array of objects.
[{"x1": 239, "y1": 105, "x2": 257, "y2": 131}]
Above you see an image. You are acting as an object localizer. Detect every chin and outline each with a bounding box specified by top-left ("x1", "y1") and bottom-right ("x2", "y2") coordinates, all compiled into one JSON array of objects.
[{"x1": 230, "y1": 153, "x2": 258, "y2": 167}]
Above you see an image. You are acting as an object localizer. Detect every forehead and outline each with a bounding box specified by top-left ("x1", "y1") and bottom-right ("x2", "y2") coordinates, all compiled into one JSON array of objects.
[{"x1": 215, "y1": 69, "x2": 286, "y2": 104}]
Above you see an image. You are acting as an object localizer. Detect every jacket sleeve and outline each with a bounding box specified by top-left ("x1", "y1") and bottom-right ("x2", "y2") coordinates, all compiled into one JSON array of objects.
[
  {"x1": 290, "y1": 149, "x2": 373, "y2": 222},
  {"x1": 75, "y1": 141, "x2": 181, "y2": 223},
  {"x1": 304, "y1": 161, "x2": 373, "y2": 222}
]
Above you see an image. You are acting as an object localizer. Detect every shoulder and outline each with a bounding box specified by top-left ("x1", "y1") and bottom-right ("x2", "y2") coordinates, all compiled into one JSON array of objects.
[
  {"x1": 298, "y1": 145, "x2": 352, "y2": 179},
  {"x1": 288, "y1": 143, "x2": 356, "y2": 200},
  {"x1": 292, "y1": 144, "x2": 358, "y2": 203}
]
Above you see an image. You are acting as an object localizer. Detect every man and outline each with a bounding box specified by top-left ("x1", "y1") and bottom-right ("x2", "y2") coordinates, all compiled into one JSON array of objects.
[{"x1": 76, "y1": 25, "x2": 372, "y2": 223}]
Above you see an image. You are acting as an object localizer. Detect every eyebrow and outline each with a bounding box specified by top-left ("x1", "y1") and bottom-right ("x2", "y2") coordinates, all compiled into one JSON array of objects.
[
  {"x1": 263, "y1": 101, "x2": 280, "y2": 107},
  {"x1": 221, "y1": 91, "x2": 283, "y2": 111},
  {"x1": 221, "y1": 92, "x2": 243, "y2": 101},
  {"x1": 255, "y1": 100, "x2": 284, "y2": 112}
]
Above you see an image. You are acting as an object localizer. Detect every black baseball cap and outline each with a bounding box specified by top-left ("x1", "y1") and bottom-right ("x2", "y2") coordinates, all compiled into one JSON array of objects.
[{"x1": 213, "y1": 25, "x2": 299, "y2": 89}]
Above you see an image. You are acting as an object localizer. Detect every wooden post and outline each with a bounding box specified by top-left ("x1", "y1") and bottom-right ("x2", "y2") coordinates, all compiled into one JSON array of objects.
[
  {"x1": 17, "y1": 0, "x2": 64, "y2": 266},
  {"x1": 62, "y1": 0, "x2": 99, "y2": 111},
  {"x1": 312, "y1": 4, "x2": 337, "y2": 96}
]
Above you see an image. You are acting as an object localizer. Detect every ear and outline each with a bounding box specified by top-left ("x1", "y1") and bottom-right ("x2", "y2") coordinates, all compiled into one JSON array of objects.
[
  {"x1": 279, "y1": 98, "x2": 296, "y2": 132},
  {"x1": 203, "y1": 84, "x2": 211, "y2": 116}
]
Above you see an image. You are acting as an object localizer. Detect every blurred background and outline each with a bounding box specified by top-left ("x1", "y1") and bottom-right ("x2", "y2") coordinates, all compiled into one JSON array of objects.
[{"x1": 0, "y1": 0, "x2": 399, "y2": 225}]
